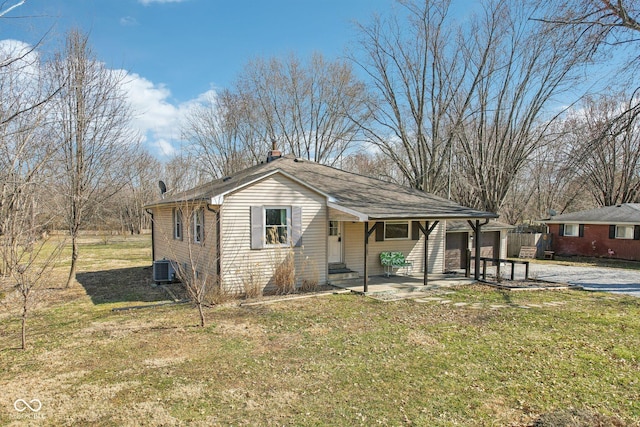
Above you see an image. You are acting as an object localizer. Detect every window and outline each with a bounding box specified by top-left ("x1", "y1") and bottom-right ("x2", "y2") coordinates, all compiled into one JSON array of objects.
[
  {"x1": 192, "y1": 208, "x2": 204, "y2": 244},
  {"x1": 615, "y1": 225, "x2": 634, "y2": 239},
  {"x1": 564, "y1": 223, "x2": 579, "y2": 237},
  {"x1": 329, "y1": 221, "x2": 339, "y2": 236},
  {"x1": 265, "y1": 207, "x2": 290, "y2": 245},
  {"x1": 384, "y1": 221, "x2": 409, "y2": 240},
  {"x1": 173, "y1": 208, "x2": 183, "y2": 240}
]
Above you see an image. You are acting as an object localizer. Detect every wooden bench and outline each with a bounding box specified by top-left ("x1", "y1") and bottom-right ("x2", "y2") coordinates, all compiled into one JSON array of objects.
[
  {"x1": 380, "y1": 251, "x2": 412, "y2": 277},
  {"x1": 518, "y1": 246, "x2": 537, "y2": 259}
]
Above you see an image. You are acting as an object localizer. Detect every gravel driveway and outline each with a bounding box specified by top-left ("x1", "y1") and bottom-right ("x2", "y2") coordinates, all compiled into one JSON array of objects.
[{"x1": 527, "y1": 263, "x2": 640, "y2": 297}]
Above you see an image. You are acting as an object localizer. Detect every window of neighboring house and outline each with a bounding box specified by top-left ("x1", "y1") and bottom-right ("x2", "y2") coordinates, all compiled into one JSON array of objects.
[
  {"x1": 173, "y1": 208, "x2": 183, "y2": 240},
  {"x1": 615, "y1": 225, "x2": 634, "y2": 239},
  {"x1": 265, "y1": 207, "x2": 290, "y2": 246},
  {"x1": 564, "y1": 224, "x2": 579, "y2": 237},
  {"x1": 385, "y1": 221, "x2": 409, "y2": 240},
  {"x1": 192, "y1": 208, "x2": 204, "y2": 244}
]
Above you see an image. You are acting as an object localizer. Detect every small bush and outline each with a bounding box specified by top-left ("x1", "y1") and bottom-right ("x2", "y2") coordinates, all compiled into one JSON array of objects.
[
  {"x1": 241, "y1": 261, "x2": 264, "y2": 299},
  {"x1": 299, "y1": 256, "x2": 319, "y2": 292},
  {"x1": 273, "y1": 251, "x2": 296, "y2": 295}
]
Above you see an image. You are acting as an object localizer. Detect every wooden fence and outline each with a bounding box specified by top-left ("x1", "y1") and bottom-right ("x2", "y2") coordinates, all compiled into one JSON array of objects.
[{"x1": 507, "y1": 233, "x2": 552, "y2": 258}]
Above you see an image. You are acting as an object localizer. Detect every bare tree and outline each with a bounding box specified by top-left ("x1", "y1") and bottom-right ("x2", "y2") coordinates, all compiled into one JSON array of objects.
[
  {"x1": 182, "y1": 89, "x2": 262, "y2": 179},
  {"x1": 562, "y1": 92, "x2": 640, "y2": 206},
  {"x1": 48, "y1": 29, "x2": 141, "y2": 287},
  {"x1": 352, "y1": 0, "x2": 473, "y2": 194},
  {"x1": 0, "y1": 35, "x2": 65, "y2": 349},
  {"x1": 154, "y1": 201, "x2": 221, "y2": 327},
  {"x1": 537, "y1": 1, "x2": 640, "y2": 49},
  {"x1": 116, "y1": 149, "x2": 160, "y2": 234},
  {"x1": 235, "y1": 53, "x2": 370, "y2": 165}
]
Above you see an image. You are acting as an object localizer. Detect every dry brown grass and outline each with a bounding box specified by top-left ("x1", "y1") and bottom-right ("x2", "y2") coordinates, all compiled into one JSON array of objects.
[{"x1": 1, "y1": 235, "x2": 640, "y2": 426}]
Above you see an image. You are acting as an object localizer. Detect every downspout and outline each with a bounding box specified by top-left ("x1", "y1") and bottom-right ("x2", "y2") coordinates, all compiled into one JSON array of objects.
[
  {"x1": 206, "y1": 204, "x2": 221, "y2": 282},
  {"x1": 145, "y1": 208, "x2": 155, "y2": 262}
]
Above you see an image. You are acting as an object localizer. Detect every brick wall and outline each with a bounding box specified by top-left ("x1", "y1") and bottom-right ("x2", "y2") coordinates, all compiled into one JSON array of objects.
[{"x1": 550, "y1": 223, "x2": 640, "y2": 261}]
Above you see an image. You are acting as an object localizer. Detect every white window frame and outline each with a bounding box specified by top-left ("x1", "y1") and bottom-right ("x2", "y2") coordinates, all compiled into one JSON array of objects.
[
  {"x1": 384, "y1": 221, "x2": 410, "y2": 240},
  {"x1": 264, "y1": 206, "x2": 291, "y2": 247},
  {"x1": 564, "y1": 223, "x2": 579, "y2": 237},
  {"x1": 192, "y1": 208, "x2": 204, "y2": 244},
  {"x1": 329, "y1": 220, "x2": 339, "y2": 236},
  {"x1": 615, "y1": 225, "x2": 634, "y2": 239},
  {"x1": 174, "y1": 208, "x2": 183, "y2": 240}
]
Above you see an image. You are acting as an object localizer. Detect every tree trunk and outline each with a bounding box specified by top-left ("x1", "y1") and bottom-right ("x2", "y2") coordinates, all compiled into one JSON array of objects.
[
  {"x1": 197, "y1": 303, "x2": 205, "y2": 328},
  {"x1": 21, "y1": 302, "x2": 27, "y2": 350},
  {"x1": 65, "y1": 234, "x2": 79, "y2": 288}
]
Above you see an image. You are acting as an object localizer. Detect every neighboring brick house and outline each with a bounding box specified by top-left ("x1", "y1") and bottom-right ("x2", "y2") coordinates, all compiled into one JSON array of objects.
[{"x1": 545, "y1": 204, "x2": 640, "y2": 261}]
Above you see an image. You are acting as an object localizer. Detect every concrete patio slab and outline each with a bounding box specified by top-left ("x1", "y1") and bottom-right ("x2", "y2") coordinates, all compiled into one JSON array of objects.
[{"x1": 330, "y1": 273, "x2": 475, "y2": 300}]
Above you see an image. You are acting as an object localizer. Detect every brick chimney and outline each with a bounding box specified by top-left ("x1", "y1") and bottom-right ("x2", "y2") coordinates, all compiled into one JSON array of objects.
[{"x1": 266, "y1": 139, "x2": 282, "y2": 162}]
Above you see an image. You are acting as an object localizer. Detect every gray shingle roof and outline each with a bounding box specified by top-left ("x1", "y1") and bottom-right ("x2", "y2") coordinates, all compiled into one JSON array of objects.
[
  {"x1": 148, "y1": 155, "x2": 497, "y2": 221},
  {"x1": 544, "y1": 204, "x2": 640, "y2": 224}
]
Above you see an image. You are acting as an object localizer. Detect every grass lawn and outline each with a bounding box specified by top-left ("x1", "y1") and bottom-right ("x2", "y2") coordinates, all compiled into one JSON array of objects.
[{"x1": 1, "y1": 235, "x2": 639, "y2": 426}]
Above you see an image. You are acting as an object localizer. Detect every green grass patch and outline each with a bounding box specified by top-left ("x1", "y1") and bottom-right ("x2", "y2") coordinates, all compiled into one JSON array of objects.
[{"x1": 0, "y1": 235, "x2": 639, "y2": 425}]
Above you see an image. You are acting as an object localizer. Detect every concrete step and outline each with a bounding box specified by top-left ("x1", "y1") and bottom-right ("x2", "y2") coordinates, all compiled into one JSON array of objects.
[
  {"x1": 328, "y1": 271, "x2": 360, "y2": 285},
  {"x1": 328, "y1": 262, "x2": 347, "y2": 271}
]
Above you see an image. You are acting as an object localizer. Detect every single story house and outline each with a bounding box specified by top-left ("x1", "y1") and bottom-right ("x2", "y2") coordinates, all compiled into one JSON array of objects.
[
  {"x1": 145, "y1": 150, "x2": 498, "y2": 293},
  {"x1": 544, "y1": 204, "x2": 640, "y2": 261}
]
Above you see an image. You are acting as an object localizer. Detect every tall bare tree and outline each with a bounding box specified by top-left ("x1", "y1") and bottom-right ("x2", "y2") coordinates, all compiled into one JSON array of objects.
[
  {"x1": 182, "y1": 89, "x2": 263, "y2": 179},
  {"x1": 49, "y1": 29, "x2": 140, "y2": 287},
  {"x1": 0, "y1": 34, "x2": 65, "y2": 350},
  {"x1": 562, "y1": 92, "x2": 640, "y2": 206},
  {"x1": 450, "y1": 0, "x2": 591, "y2": 213},
  {"x1": 352, "y1": 0, "x2": 465, "y2": 194},
  {"x1": 235, "y1": 53, "x2": 370, "y2": 165}
]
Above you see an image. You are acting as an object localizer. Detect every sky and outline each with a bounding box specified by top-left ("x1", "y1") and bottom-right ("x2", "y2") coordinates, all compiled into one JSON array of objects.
[{"x1": 0, "y1": 0, "x2": 398, "y2": 158}]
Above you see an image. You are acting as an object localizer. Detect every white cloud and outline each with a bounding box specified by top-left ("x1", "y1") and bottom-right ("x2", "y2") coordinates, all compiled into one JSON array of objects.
[
  {"x1": 119, "y1": 71, "x2": 217, "y2": 159},
  {"x1": 150, "y1": 138, "x2": 177, "y2": 157},
  {"x1": 119, "y1": 16, "x2": 138, "y2": 26}
]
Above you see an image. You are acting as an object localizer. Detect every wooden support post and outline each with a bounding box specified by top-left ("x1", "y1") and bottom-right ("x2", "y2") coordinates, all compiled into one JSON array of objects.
[
  {"x1": 465, "y1": 249, "x2": 471, "y2": 278},
  {"x1": 468, "y1": 219, "x2": 489, "y2": 280},
  {"x1": 416, "y1": 221, "x2": 439, "y2": 287},
  {"x1": 424, "y1": 221, "x2": 429, "y2": 287},
  {"x1": 363, "y1": 222, "x2": 378, "y2": 293},
  {"x1": 496, "y1": 260, "x2": 501, "y2": 281},
  {"x1": 482, "y1": 259, "x2": 487, "y2": 280}
]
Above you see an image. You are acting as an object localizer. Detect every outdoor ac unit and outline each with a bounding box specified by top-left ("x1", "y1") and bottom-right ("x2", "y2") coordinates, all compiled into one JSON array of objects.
[{"x1": 153, "y1": 260, "x2": 175, "y2": 282}]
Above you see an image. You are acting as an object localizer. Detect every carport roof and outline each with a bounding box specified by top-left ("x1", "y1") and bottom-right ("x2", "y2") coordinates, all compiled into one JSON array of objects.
[
  {"x1": 544, "y1": 203, "x2": 640, "y2": 224},
  {"x1": 147, "y1": 155, "x2": 498, "y2": 221}
]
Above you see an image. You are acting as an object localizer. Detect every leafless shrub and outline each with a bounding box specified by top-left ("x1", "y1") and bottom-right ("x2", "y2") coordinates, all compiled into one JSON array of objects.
[
  {"x1": 241, "y1": 259, "x2": 264, "y2": 299},
  {"x1": 299, "y1": 256, "x2": 319, "y2": 293},
  {"x1": 273, "y1": 249, "x2": 296, "y2": 295}
]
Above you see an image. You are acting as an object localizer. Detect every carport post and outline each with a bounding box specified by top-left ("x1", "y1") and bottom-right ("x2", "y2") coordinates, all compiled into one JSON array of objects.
[
  {"x1": 468, "y1": 219, "x2": 489, "y2": 280},
  {"x1": 417, "y1": 221, "x2": 439, "y2": 287},
  {"x1": 363, "y1": 222, "x2": 378, "y2": 293}
]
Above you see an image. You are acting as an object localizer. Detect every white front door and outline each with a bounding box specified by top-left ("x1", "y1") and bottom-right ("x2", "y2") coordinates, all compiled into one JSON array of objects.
[{"x1": 328, "y1": 221, "x2": 342, "y2": 263}]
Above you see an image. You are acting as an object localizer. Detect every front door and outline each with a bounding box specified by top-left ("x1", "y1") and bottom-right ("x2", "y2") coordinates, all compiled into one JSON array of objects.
[{"x1": 328, "y1": 221, "x2": 342, "y2": 263}]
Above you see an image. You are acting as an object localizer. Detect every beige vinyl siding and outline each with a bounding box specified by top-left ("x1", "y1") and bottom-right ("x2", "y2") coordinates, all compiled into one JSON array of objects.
[
  {"x1": 343, "y1": 221, "x2": 445, "y2": 276},
  {"x1": 152, "y1": 204, "x2": 218, "y2": 278},
  {"x1": 220, "y1": 174, "x2": 327, "y2": 293},
  {"x1": 499, "y1": 229, "x2": 508, "y2": 259}
]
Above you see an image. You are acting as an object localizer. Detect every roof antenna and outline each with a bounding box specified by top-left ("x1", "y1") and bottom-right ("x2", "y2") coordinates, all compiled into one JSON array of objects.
[{"x1": 159, "y1": 180, "x2": 167, "y2": 199}]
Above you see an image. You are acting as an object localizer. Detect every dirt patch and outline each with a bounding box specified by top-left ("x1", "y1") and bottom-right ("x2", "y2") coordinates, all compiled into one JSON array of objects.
[
  {"x1": 482, "y1": 278, "x2": 575, "y2": 291},
  {"x1": 532, "y1": 408, "x2": 626, "y2": 427}
]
